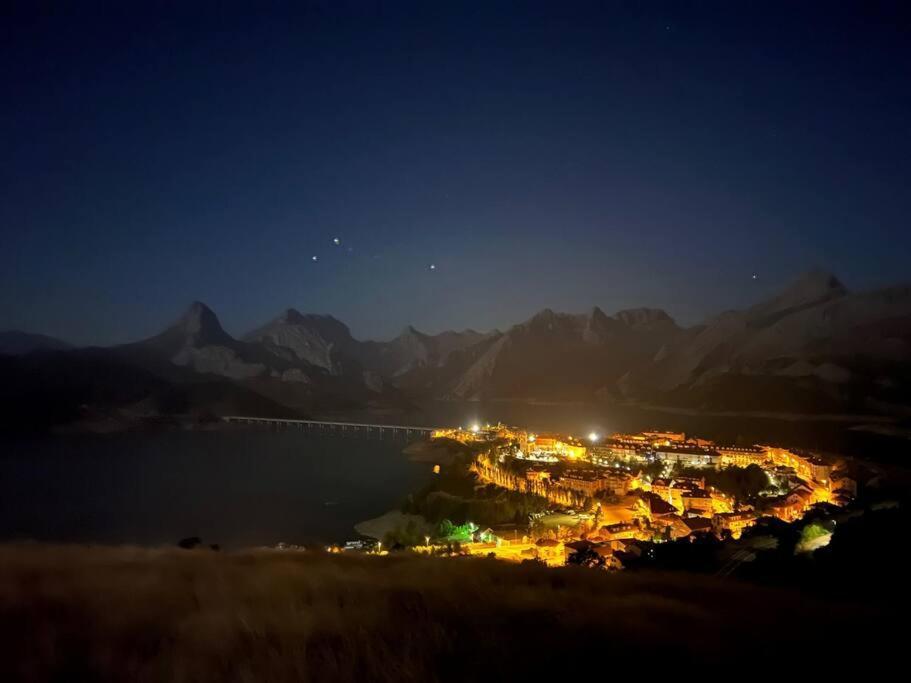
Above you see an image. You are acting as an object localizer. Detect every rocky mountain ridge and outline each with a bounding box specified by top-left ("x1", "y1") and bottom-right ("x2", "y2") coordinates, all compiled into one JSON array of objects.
[{"x1": 3, "y1": 270, "x2": 911, "y2": 427}]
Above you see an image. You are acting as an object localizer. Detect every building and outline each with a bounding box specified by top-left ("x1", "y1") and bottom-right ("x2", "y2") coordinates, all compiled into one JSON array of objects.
[
  {"x1": 600, "y1": 522, "x2": 639, "y2": 541},
  {"x1": 596, "y1": 439, "x2": 649, "y2": 463},
  {"x1": 654, "y1": 445, "x2": 721, "y2": 468},
  {"x1": 556, "y1": 438, "x2": 588, "y2": 460},
  {"x1": 557, "y1": 470, "x2": 611, "y2": 498},
  {"x1": 681, "y1": 488, "x2": 714, "y2": 515},
  {"x1": 599, "y1": 468, "x2": 641, "y2": 496},
  {"x1": 655, "y1": 514, "x2": 697, "y2": 540},
  {"x1": 641, "y1": 430, "x2": 687, "y2": 445},
  {"x1": 556, "y1": 467, "x2": 636, "y2": 498},
  {"x1": 712, "y1": 511, "x2": 757, "y2": 539},
  {"x1": 806, "y1": 456, "x2": 832, "y2": 486},
  {"x1": 709, "y1": 491, "x2": 735, "y2": 514},
  {"x1": 682, "y1": 516, "x2": 714, "y2": 536},
  {"x1": 650, "y1": 478, "x2": 697, "y2": 511},
  {"x1": 765, "y1": 487, "x2": 813, "y2": 522},
  {"x1": 525, "y1": 468, "x2": 552, "y2": 483},
  {"x1": 529, "y1": 433, "x2": 559, "y2": 451},
  {"x1": 636, "y1": 492, "x2": 679, "y2": 522},
  {"x1": 830, "y1": 472, "x2": 857, "y2": 502},
  {"x1": 717, "y1": 445, "x2": 767, "y2": 469}
]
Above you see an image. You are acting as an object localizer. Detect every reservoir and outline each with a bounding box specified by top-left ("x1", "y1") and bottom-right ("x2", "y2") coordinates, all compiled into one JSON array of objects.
[{"x1": 0, "y1": 429, "x2": 431, "y2": 548}]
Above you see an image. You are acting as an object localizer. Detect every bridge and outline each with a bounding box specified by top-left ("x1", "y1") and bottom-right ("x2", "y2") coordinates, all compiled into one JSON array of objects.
[{"x1": 222, "y1": 416, "x2": 437, "y2": 436}]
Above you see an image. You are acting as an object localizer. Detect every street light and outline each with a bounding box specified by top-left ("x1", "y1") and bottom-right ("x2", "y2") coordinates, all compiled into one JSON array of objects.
[
  {"x1": 471, "y1": 424, "x2": 480, "y2": 433},
  {"x1": 588, "y1": 432, "x2": 599, "y2": 443}
]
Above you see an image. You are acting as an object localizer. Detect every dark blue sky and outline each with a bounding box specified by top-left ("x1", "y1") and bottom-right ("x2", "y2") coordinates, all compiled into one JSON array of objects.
[{"x1": 2, "y1": 1, "x2": 910, "y2": 345}]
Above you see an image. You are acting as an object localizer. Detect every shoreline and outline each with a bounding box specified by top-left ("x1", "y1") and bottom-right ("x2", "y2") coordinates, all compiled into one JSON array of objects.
[{"x1": 354, "y1": 510, "x2": 431, "y2": 541}]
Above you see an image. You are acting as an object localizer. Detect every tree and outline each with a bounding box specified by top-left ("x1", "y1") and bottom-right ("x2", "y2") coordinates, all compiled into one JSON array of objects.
[{"x1": 438, "y1": 519, "x2": 455, "y2": 537}]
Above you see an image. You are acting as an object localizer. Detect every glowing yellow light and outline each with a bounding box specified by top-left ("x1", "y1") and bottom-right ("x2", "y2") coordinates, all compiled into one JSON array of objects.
[
  {"x1": 588, "y1": 432, "x2": 599, "y2": 442},
  {"x1": 471, "y1": 424, "x2": 480, "y2": 433}
]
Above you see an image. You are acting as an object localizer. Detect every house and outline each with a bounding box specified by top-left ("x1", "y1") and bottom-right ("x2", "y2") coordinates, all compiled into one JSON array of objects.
[
  {"x1": 806, "y1": 456, "x2": 833, "y2": 486},
  {"x1": 831, "y1": 472, "x2": 857, "y2": 497},
  {"x1": 638, "y1": 492, "x2": 679, "y2": 520},
  {"x1": 765, "y1": 487, "x2": 813, "y2": 522},
  {"x1": 600, "y1": 522, "x2": 638, "y2": 541},
  {"x1": 650, "y1": 476, "x2": 710, "y2": 510},
  {"x1": 656, "y1": 514, "x2": 697, "y2": 540},
  {"x1": 681, "y1": 488, "x2": 714, "y2": 515},
  {"x1": 712, "y1": 511, "x2": 757, "y2": 539},
  {"x1": 472, "y1": 527, "x2": 499, "y2": 544},
  {"x1": 682, "y1": 516, "x2": 714, "y2": 536},
  {"x1": 533, "y1": 538, "x2": 566, "y2": 566}
]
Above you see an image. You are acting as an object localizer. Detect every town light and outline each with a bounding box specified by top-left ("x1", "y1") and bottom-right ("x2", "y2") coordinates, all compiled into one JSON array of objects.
[
  {"x1": 471, "y1": 424, "x2": 480, "y2": 433},
  {"x1": 588, "y1": 432, "x2": 599, "y2": 442}
]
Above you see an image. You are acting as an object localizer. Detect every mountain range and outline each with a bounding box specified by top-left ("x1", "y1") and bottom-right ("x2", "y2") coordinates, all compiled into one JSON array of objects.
[{"x1": 2, "y1": 270, "x2": 910, "y2": 430}]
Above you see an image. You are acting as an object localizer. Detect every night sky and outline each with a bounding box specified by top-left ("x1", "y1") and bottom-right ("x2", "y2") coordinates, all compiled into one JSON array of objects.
[{"x1": 2, "y1": 2, "x2": 910, "y2": 345}]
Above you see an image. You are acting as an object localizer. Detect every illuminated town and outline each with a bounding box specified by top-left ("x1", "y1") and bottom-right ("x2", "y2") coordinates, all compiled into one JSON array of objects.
[{"x1": 381, "y1": 422, "x2": 858, "y2": 569}]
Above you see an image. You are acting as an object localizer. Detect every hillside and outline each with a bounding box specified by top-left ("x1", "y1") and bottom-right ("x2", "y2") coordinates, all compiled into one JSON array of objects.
[
  {"x1": 0, "y1": 349, "x2": 302, "y2": 431},
  {"x1": 0, "y1": 544, "x2": 900, "y2": 681},
  {"x1": 0, "y1": 331, "x2": 71, "y2": 355},
  {"x1": 621, "y1": 272, "x2": 911, "y2": 412}
]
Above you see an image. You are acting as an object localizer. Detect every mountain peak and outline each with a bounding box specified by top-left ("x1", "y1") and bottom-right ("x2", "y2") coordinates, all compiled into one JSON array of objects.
[
  {"x1": 614, "y1": 308, "x2": 675, "y2": 328},
  {"x1": 279, "y1": 308, "x2": 306, "y2": 324},
  {"x1": 398, "y1": 324, "x2": 426, "y2": 339},
  {"x1": 528, "y1": 308, "x2": 558, "y2": 324},
  {"x1": 171, "y1": 301, "x2": 231, "y2": 346},
  {"x1": 785, "y1": 269, "x2": 846, "y2": 297},
  {"x1": 177, "y1": 301, "x2": 219, "y2": 329},
  {"x1": 750, "y1": 270, "x2": 847, "y2": 322}
]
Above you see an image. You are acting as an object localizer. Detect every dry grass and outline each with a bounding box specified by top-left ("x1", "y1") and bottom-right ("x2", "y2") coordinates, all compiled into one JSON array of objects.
[{"x1": 0, "y1": 544, "x2": 896, "y2": 681}]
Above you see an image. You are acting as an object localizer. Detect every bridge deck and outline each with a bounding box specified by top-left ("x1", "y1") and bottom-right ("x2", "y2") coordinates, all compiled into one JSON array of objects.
[{"x1": 222, "y1": 416, "x2": 436, "y2": 432}]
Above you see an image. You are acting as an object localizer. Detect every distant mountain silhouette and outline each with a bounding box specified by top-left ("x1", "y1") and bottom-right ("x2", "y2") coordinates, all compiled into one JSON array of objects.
[
  {"x1": 410, "y1": 305, "x2": 681, "y2": 401},
  {"x1": 3, "y1": 269, "x2": 911, "y2": 430},
  {"x1": 0, "y1": 331, "x2": 72, "y2": 355},
  {"x1": 392, "y1": 270, "x2": 911, "y2": 414}
]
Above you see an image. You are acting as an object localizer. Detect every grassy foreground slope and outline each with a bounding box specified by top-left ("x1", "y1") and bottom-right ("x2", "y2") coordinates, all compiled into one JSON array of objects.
[{"x1": 0, "y1": 545, "x2": 897, "y2": 681}]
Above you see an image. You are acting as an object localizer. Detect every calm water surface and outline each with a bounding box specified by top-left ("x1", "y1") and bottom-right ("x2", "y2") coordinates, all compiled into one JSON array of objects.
[{"x1": 0, "y1": 430, "x2": 430, "y2": 547}]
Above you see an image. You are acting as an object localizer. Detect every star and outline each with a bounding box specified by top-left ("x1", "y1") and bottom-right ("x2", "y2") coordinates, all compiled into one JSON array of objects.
[
  {"x1": 429, "y1": 264, "x2": 436, "y2": 271},
  {"x1": 312, "y1": 255, "x2": 319, "y2": 262},
  {"x1": 332, "y1": 237, "x2": 341, "y2": 245},
  {"x1": 752, "y1": 273, "x2": 758, "y2": 280}
]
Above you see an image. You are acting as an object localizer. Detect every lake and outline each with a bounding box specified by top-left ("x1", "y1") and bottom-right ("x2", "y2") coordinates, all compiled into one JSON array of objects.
[{"x1": 0, "y1": 430, "x2": 431, "y2": 548}]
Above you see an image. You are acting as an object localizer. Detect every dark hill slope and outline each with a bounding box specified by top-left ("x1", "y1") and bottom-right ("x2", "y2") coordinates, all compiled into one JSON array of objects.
[{"x1": 0, "y1": 544, "x2": 901, "y2": 681}]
